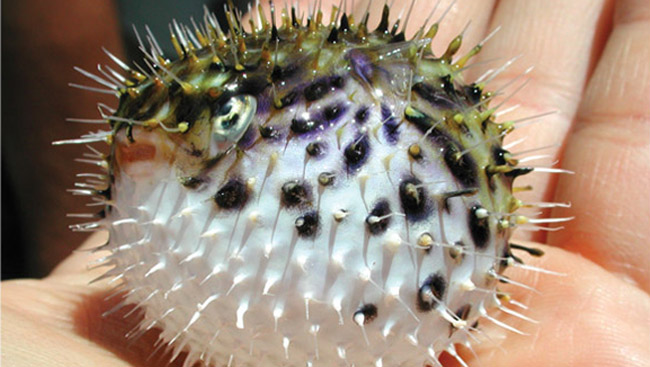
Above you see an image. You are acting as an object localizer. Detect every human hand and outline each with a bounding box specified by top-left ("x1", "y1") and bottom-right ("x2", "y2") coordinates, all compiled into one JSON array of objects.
[{"x1": 2, "y1": 0, "x2": 649, "y2": 366}]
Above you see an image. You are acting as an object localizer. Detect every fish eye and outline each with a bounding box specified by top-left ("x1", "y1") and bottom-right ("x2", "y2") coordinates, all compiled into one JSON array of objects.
[{"x1": 213, "y1": 95, "x2": 257, "y2": 142}]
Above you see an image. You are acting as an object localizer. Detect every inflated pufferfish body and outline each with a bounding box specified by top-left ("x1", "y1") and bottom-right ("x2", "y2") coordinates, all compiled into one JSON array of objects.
[{"x1": 66, "y1": 3, "x2": 542, "y2": 367}]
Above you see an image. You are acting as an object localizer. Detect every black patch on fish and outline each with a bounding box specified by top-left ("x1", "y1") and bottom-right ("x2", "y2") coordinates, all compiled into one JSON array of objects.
[
  {"x1": 417, "y1": 273, "x2": 446, "y2": 312},
  {"x1": 354, "y1": 304, "x2": 378, "y2": 324},
  {"x1": 399, "y1": 176, "x2": 431, "y2": 221},
  {"x1": 304, "y1": 79, "x2": 329, "y2": 101},
  {"x1": 323, "y1": 103, "x2": 345, "y2": 121},
  {"x1": 276, "y1": 90, "x2": 298, "y2": 109},
  {"x1": 281, "y1": 180, "x2": 312, "y2": 208},
  {"x1": 214, "y1": 179, "x2": 249, "y2": 210},
  {"x1": 271, "y1": 63, "x2": 300, "y2": 82},
  {"x1": 295, "y1": 211, "x2": 320, "y2": 238},
  {"x1": 443, "y1": 140, "x2": 479, "y2": 188},
  {"x1": 366, "y1": 199, "x2": 391, "y2": 235},
  {"x1": 355, "y1": 106, "x2": 369, "y2": 124},
  {"x1": 344, "y1": 134, "x2": 370, "y2": 172},
  {"x1": 412, "y1": 82, "x2": 456, "y2": 110},
  {"x1": 259, "y1": 125, "x2": 280, "y2": 139},
  {"x1": 469, "y1": 205, "x2": 490, "y2": 250},
  {"x1": 291, "y1": 118, "x2": 318, "y2": 135},
  {"x1": 381, "y1": 104, "x2": 399, "y2": 144},
  {"x1": 465, "y1": 83, "x2": 482, "y2": 105}
]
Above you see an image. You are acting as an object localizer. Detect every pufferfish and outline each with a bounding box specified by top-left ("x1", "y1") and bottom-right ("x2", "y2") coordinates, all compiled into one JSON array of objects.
[{"x1": 57, "y1": 2, "x2": 559, "y2": 366}]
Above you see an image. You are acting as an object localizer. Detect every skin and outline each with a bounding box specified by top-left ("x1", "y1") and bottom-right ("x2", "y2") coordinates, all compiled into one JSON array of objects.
[{"x1": 2, "y1": 0, "x2": 649, "y2": 366}]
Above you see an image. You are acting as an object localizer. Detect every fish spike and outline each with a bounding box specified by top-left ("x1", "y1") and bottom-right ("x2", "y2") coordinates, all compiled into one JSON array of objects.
[
  {"x1": 224, "y1": 6, "x2": 239, "y2": 43},
  {"x1": 425, "y1": 23, "x2": 439, "y2": 45},
  {"x1": 257, "y1": 0, "x2": 269, "y2": 31},
  {"x1": 454, "y1": 25, "x2": 501, "y2": 69},
  {"x1": 315, "y1": 8, "x2": 324, "y2": 29},
  {"x1": 375, "y1": 4, "x2": 390, "y2": 33},
  {"x1": 190, "y1": 17, "x2": 209, "y2": 47},
  {"x1": 169, "y1": 24, "x2": 186, "y2": 59},
  {"x1": 347, "y1": 13, "x2": 356, "y2": 28},
  {"x1": 442, "y1": 33, "x2": 463, "y2": 62}
]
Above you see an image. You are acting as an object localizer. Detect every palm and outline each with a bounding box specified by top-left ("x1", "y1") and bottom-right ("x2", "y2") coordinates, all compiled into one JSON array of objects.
[{"x1": 2, "y1": 0, "x2": 649, "y2": 366}]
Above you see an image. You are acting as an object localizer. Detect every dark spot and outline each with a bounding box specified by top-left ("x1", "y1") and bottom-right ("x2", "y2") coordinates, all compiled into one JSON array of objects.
[
  {"x1": 323, "y1": 104, "x2": 344, "y2": 121},
  {"x1": 271, "y1": 63, "x2": 299, "y2": 82},
  {"x1": 403, "y1": 106, "x2": 441, "y2": 136},
  {"x1": 492, "y1": 147, "x2": 508, "y2": 166},
  {"x1": 344, "y1": 135, "x2": 370, "y2": 172},
  {"x1": 175, "y1": 93, "x2": 205, "y2": 127},
  {"x1": 304, "y1": 80, "x2": 329, "y2": 101},
  {"x1": 469, "y1": 205, "x2": 490, "y2": 250},
  {"x1": 276, "y1": 90, "x2": 298, "y2": 109},
  {"x1": 295, "y1": 211, "x2": 320, "y2": 238},
  {"x1": 399, "y1": 176, "x2": 430, "y2": 221},
  {"x1": 214, "y1": 179, "x2": 249, "y2": 210},
  {"x1": 291, "y1": 118, "x2": 318, "y2": 134},
  {"x1": 306, "y1": 142, "x2": 325, "y2": 157},
  {"x1": 355, "y1": 106, "x2": 369, "y2": 124},
  {"x1": 417, "y1": 273, "x2": 446, "y2": 312},
  {"x1": 179, "y1": 176, "x2": 203, "y2": 189},
  {"x1": 126, "y1": 84, "x2": 164, "y2": 121},
  {"x1": 331, "y1": 75, "x2": 345, "y2": 89},
  {"x1": 440, "y1": 75, "x2": 457, "y2": 97},
  {"x1": 238, "y1": 76, "x2": 270, "y2": 95},
  {"x1": 381, "y1": 104, "x2": 399, "y2": 144},
  {"x1": 281, "y1": 180, "x2": 312, "y2": 208},
  {"x1": 259, "y1": 125, "x2": 279, "y2": 139},
  {"x1": 443, "y1": 141, "x2": 478, "y2": 188},
  {"x1": 353, "y1": 304, "x2": 378, "y2": 324},
  {"x1": 366, "y1": 199, "x2": 391, "y2": 235},
  {"x1": 465, "y1": 83, "x2": 482, "y2": 104},
  {"x1": 327, "y1": 26, "x2": 339, "y2": 43},
  {"x1": 412, "y1": 82, "x2": 456, "y2": 110}
]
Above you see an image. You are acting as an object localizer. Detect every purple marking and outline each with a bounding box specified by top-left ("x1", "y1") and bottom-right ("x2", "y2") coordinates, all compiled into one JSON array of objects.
[
  {"x1": 381, "y1": 104, "x2": 400, "y2": 144},
  {"x1": 346, "y1": 49, "x2": 374, "y2": 84}
]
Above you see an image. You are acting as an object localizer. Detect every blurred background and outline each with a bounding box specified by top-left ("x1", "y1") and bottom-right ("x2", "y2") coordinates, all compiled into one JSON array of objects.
[{"x1": 1, "y1": 0, "x2": 249, "y2": 279}]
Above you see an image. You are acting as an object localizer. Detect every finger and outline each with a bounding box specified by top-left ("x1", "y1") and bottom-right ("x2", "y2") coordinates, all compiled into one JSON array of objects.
[
  {"x1": 457, "y1": 243, "x2": 650, "y2": 366},
  {"x1": 1, "y1": 278, "x2": 186, "y2": 367},
  {"x1": 548, "y1": 0, "x2": 650, "y2": 292},
  {"x1": 472, "y1": 0, "x2": 613, "y2": 242}
]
